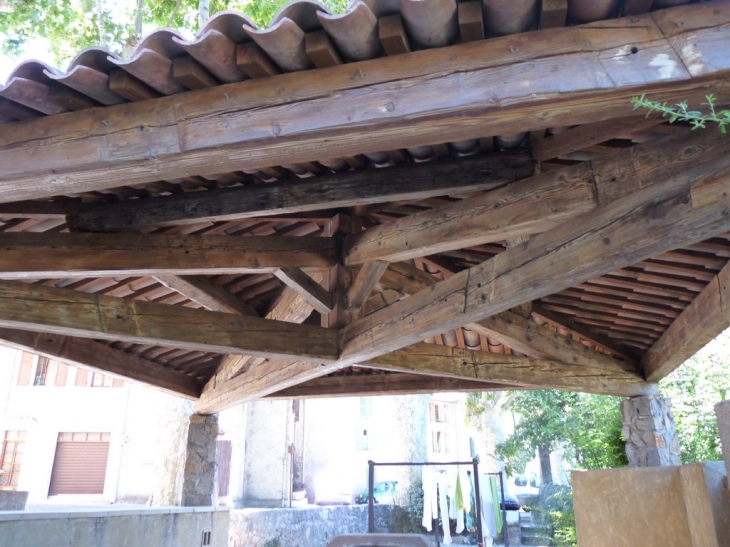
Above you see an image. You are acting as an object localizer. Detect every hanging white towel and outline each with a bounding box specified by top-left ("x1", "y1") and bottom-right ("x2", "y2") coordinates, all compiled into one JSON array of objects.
[
  {"x1": 421, "y1": 467, "x2": 438, "y2": 531},
  {"x1": 438, "y1": 473, "x2": 452, "y2": 545}
]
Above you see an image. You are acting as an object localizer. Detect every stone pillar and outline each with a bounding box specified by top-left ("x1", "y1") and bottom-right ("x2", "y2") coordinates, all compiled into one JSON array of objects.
[
  {"x1": 620, "y1": 395, "x2": 681, "y2": 467},
  {"x1": 182, "y1": 414, "x2": 219, "y2": 506},
  {"x1": 714, "y1": 399, "x2": 730, "y2": 477}
]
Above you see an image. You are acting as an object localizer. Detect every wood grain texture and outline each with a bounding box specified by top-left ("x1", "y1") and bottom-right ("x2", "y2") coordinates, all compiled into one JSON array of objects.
[
  {"x1": 642, "y1": 259, "x2": 730, "y2": 382},
  {"x1": 0, "y1": 232, "x2": 336, "y2": 277},
  {"x1": 342, "y1": 150, "x2": 730, "y2": 365},
  {"x1": 274, "y1": 267, "x2": 334, "y2": 314},
  {"x1": 1, "y1": 4, "x2": 729, "y2": 202},
  {"x1": 0, "y1": 328, "x2": 202, "y2": 398},
  {"x1": 347, "y1": 261, "x2": 389, "y2": 313},
  {"x1": 361, "y1": 343, "x2": 656, "y2": 397},
  {"x1": 266, "y1": 373, "x2": 513, "y2": 399},
  {"x1": 68, "y1": 152, "x2": 532, "y2": 232},
  {"x1": 153, "y1": 275, "x2": 258, "y2": 316},
  {"x1": 0, "y1": 280, "x2": 339, "y2": 362}
]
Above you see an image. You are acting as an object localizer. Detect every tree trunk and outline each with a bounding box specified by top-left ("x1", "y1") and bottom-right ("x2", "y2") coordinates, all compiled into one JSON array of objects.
[
  {"x1": 96, "y1": 0, "x2": 106, "y2": 48},
  {"x1": 394, "y1": 394, "x2": 429, "y2": 504},
  {"x1": 198, "y1": 0, "x2": 210, "y2": 29},
  {"x1": 538, "y1": 444, "x2": 553, "y2": 485}
]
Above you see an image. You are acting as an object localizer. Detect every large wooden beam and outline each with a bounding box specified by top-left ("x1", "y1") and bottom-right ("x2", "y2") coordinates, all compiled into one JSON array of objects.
[
  {"x1": 274, "y1": 268, "x2": 334, "y2": 314},
  {"x1": 265, "y1": 372, "x2": 514, "y2": 399},
  {"x1": 0, "y1": 232, "x2": 336, "y2": 278},
  {"x1": 0, "y1": 328, "x2": 202, "y2": 399},
  {"x1": 344, "y1": 127, "x2": 729, "y2": 265},
  {"x1": 68, "y1": 152, "x2": 533, "y2": 232},
  {"x1": 1, "y1": 4, "x2": 729, "y2": 201},
  {"x1": 361, "y1": 343, "x2": 656, "y2": 397},
  {"x1": 0, "y1": 280, "x2": 339, "y2": 362},
  {"x1": 643, "y1": 259, "x2": 730, "y2": 382},
  {"x1": 380, "y1": 262, "x2": 640, "y2": 369},
  {"x1": 342, "y1": 148, "x2": 730, "y2": 365}
]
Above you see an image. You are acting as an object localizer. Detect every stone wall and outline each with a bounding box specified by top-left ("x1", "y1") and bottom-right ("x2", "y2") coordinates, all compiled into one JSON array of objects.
[
  {"x1": 183, "y1": 414, "x2": 219, "y2": 506},
  {"x1": 621, "y1": 395, "x2": 681, "y2": 467},
  {"x1": 228, "y1": 504, "x2": 401, "y2": 547}
]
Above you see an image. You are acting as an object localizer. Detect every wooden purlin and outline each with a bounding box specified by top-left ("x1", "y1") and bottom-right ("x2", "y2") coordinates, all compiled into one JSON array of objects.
[{"x1": 1, "y1": 4, "x2": 729, "y2": 202}]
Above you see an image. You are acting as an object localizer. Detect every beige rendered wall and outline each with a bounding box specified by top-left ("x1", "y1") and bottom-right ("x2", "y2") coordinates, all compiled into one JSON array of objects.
[{"x1": 573, "y1": 464, "x2": 720, "y2": 547}]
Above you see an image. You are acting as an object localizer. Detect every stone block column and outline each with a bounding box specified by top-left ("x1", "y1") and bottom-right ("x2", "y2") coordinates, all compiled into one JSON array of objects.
[
  {"x1": 182, "y1": 414, "x2": 219, "y2": 506},
  {"x1": 621, "y1": 395, "x2": 681, "y2": 467},
  {"x1": 715, "y1": 400, "x2": 730, "y2": 477}
]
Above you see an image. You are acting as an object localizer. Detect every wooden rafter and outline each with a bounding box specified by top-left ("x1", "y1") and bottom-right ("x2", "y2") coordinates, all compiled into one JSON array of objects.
[
  {"x1": 265, "y1": 372, "x2": 515, "y2": 400},
  {"x1": 345, "y1": 129, "x2": 730, "y2": 265},
  {"x1": 68, "y1": 152, "x2": 533, "y2": 232},
  {"x1": 274, "y1": 268, "x2": 334, "y2": 314},
  {"x1": 643, "y1": 259, "x2": 730, "y2": 382},
  {"x1": 0, "y1": 280, "x2": 339, "y2": 362},
  {"x1": 0, "y1": 328, "x2": 202, "y2": 398},
  {"x1": 0, "y1": 233, "x2": 336, "y2": 278},
  {"x1": 360, "y1": 343, "x2": 655, "y2": 397},
  {"x1": 0, "y1": 4, "x2": 728, "y2": 202},
  {"x1": 342, "y1": 155, "x2": 730, "y2": 365},
  {"x1": 153, "y1": 275, "x2": 258, "y2": 316}
]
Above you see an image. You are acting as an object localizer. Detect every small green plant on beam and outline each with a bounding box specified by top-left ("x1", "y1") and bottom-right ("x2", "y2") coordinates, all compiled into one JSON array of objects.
[{"x1": 631, "y1": 93, "x2": 730, "y2": 133}]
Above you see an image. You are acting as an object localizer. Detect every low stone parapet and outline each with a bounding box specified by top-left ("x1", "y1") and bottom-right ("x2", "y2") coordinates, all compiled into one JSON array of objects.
[{"x1": 0, "y1": 491, "x2": 28, "y2": 511}]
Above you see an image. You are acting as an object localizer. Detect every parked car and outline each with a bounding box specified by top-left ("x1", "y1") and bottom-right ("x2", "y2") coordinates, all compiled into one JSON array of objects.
[
  {"x1": 354, "y1": 480, "x2": 398, "y2": 504},
  {"x1": 512, "y1": 474, "x2": 540, "y2": 508}
]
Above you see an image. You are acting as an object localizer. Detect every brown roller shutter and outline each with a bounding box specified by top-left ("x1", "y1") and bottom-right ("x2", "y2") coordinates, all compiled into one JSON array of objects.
[
  {"x1": 54, "y1": 363, "x2": 69, "y2": 386},
  {"x1": 217, "y1": 440, "x2": 232, "y2": 497},
  {"x1": 75, "y1": 368, "x2": 89, "y2": 387},
  {"x1": 16, "y1": 352, "x2": 33, "y2": 386},
  {"x1": 48, "y1": 433, "x2": 110, "y2": 495}
]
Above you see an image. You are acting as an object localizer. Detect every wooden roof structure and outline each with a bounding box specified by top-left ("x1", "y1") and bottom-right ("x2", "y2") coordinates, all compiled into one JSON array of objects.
[{"x1": 0, "y1": 0, "x2": 729, "y2": 413}]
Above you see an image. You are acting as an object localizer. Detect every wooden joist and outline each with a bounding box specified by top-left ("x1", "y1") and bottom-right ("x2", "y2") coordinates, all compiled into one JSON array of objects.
[
  {"x1": 153, "y1": 275, "x2": 258, "y2": 316},
  {"x1": 1, "y1": 3, "x2": 729, "y2": 202},
  {"x1": 347, "y1": 261, "x2": 389, "y2": 313},
  {"x1": 345, "y1": 129, "x2": 730, "y2": 265},
  {"x1": 266, "y1": 372, "x2": 513, "y2": 400},
  {"x1": 361, "y1": 343, "x2": 656, "y2": 397},
  {"x1": 0, "y1": 280, "x2": 339, "y2": 362},
  {"x1": 0, "y1": 328, "x2": 203, "y2": 399},
  {"x1": 342, "y1": 154, "x2": 730, "y2": 365},
  {"x1": 274, "y1": 268, "x2": 334, "y2": 314},
  {"x1": 380, "y1": 262, "x2": 640, "y2": 369},
  {"x1": 642, "y1": 259, "x2": 730, "y2": 382},
  {"x1": 0, "y1": 232, "x2": 336, "y2": 278},
  {"x1": 67, "y1": 152, "x2": 532, "y2": 232}
]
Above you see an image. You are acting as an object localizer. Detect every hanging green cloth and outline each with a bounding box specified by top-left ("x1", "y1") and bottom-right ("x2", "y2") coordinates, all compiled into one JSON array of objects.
[
  {"x1": 455, "y1": 471, "x2": 465, "y2": 510},
  {"x1": 489, "y1": 476, "x2": 503, "y2": 534}
]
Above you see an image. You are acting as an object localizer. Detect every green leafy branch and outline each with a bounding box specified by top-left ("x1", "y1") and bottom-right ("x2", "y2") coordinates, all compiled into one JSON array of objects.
[{"x1": 632, "y1": 93, "x2": 730, "y2": 133}]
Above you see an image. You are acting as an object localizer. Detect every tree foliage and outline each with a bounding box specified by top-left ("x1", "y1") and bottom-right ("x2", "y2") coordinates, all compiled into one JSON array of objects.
[{"x1": 1, "y1": 0, "x2": 349, "y2": 66}]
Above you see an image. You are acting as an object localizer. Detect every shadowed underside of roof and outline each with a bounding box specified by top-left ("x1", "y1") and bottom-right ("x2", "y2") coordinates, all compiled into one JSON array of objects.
[{"x1": 0, "y1": 0, "x2": 729, "y2": 412}]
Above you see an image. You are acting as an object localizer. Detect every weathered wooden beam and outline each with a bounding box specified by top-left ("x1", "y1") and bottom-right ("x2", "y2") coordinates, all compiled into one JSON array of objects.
[
  {"x1": 0, "y1": 328, "x2": 202, "y2": 399},
  {"x1": 381, "y1": 262, "x2": 640, "y2": 369},
  {"x1": 347, "y1": 261, "x2": 389, "y2": 313},
  {"x1": 345, "y1": 127, "x2": 725, "y2": 265},
  {"x1": 67, "y1": 152, "x2": 532, "y2": 232},
  {"x1": 274, "y1": 268, "x2": 334, "y2": 314},
  {"x1": 2, "y1": 3, "x2": 729, "y2": 202},
  {"x1": 361, "y1": 343, "x2": 656, "y2": 397},
  {"x1": 643, "y1": 259, "x2": 730, "y2": 382},
  {"x1": 342, "y1": 148, "x2": 730, "y2": 365},
  {"x1": 266, "y1": 372, "x2": 512, "y2": 400},
  {"x1": 0, "y1": 232, "x2": 336, "y2": 278},
  {"x1": 0, "y1": 280, "x2": 339, "y2": 362},
  {"x1": 153, "y1": 275, "x2": 258, "y2": 316}
]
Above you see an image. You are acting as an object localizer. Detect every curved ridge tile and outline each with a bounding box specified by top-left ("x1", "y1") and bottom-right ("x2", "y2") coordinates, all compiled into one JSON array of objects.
[
  {"x1": 245, "y1": 18, "x2": 313, "y2": 72},
  {"x1": 272, "y1": 0, "x2": 330, "y2": 32},
  {"x1": 568, "y1": 0, "x2": 620, "y2": 24},
  {"x1": 175, "y1": 30, "x2": 247, "y2": 83},
  {"x1": 361, "y1": 0, "x2": 400, "y2": 17},
  {"x1": 0, "y1": 60, "x2": 67, "y2": 115},
  {"x1": 317, "y1": 2, "x2": 381, "y2": 62},
  {"x1": 46, "y1": 47, "x2": 125, "y2": 106},
  {"x1": 482, "y1": 0, "x2": 539, "y2": 36},
  {"x1": 111, "y1": 29, "x2": 188, "y2": 95},
  {"x1": 399, "y1": 0, "x2": 458, "y2": 49},
  {"x1": 197, "y1": 10, "x2": 255, "y2": 42}
]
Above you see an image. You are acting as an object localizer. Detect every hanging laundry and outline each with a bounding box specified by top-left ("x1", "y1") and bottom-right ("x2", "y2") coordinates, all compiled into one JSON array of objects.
[
  {"x1": 421, "y1": 467, "x2": 437, "y2": 531},
  {"x1": 478, "y1": 473, "x2": 498, "y2": 547},
  {"x1": 454, "y1": 472, "x2": 465, "y2": 534},
  {"x1": 438, "y1": 472, "x2": 452, "y2": 545},
  {"x1": 489, "y1": 475, "x2": 503, "y2": 535}
]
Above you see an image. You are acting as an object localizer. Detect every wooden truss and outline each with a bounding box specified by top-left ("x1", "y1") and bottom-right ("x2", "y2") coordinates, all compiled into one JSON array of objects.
[{"x1": 0, "y1": 3, "x2": 729, "y2": 413}]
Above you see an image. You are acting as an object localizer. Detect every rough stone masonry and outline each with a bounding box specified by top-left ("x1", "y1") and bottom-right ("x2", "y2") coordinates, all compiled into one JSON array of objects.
[
  {"x1": 183, "y1": 413, "x2": 219, "y2": 506},
  {"x1": 621, "y1": 395, "x2": 681, "y2": 467}
]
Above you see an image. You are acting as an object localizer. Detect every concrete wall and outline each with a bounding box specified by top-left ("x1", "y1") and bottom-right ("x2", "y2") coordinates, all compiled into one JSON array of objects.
[
  {"x1": 573, "y1": 464, "x2": 721, "y2": 547},
  {"x1": 228, "y1": 504, "x2": 400, "y2": 547},
  {"x1": 0, "y1": 507, "x2": 229, "y2": 547}
]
